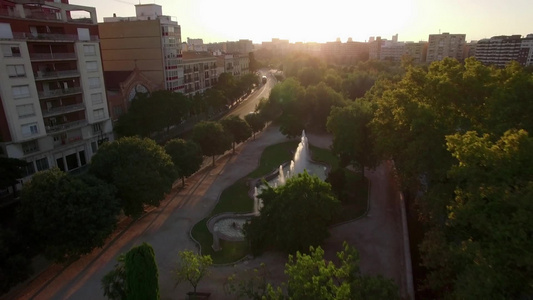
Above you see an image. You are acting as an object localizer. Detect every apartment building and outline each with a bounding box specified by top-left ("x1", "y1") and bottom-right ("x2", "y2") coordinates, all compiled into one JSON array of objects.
[
  {"x1": 217, "y1": 53, "x2": 249, "y2": 78},
  {"x1": 404, "y1": 42, "x2": 427, "y2": 63},
  {"x1": 426, "y1": 32, "x2": 466, "y2": 62},
  {"x1": 98, "y1": 4, "x2": 184, "y2": 93},
  {"x1": 182, "y1": 51, "x2": 217, "y2": 95},
  {"x1": 0, "y1": 0, "x2": 112, "y2": 181},
  {"x1": 475, "y1": 34, "x2": 533, "y2": 67}
]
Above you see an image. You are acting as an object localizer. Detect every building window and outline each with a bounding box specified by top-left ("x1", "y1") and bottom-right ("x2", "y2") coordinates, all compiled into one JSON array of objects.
[
  {"x1": 93, "y1": 108, "x2": 105, "y2": 120},
  {"x1": 88, "y1": 77, "x2": 100, "y2": 89},
  {"x1": 2, "y1": 44, "x2": 20, "y2": 57},
  {"x1": 86, "y1": 61, "x2": 98, "y2": 72},
  {"x1": 66, "y1": 153, "x2": 79, "y2": 170},
  {"x1": 22, "y1": 140, "x2": 39, "y2": 154},
  {"x1": 91, "y1": 93, "x2": 103, "y2": 104},
  {"x1": 35, "y1": 157, "x2": 49, "y2": 171},
  {"x1": 21, "y1": 161, "x2": 35, "y2": 177},
  {"x1": 16, "y1": 104, "x2": 35, "y2": 118},
  {"x1": 7, "y1": 65, "x2": 25, "y2": 77},
  {"x1": 21, "y1": 122, "x2": 38, "y2": 137},
  {"x1": 83, "y1": 44, "x2": 96, "y2": 56},
  {"x1": 12, "y1": 85, "x2": 30, "y2": 99},
  {"x1": 93, "y1": 122, "x2": 102, "y2": 134}
]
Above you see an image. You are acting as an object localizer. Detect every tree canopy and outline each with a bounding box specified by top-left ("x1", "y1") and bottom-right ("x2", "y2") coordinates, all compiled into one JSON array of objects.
[
  {"x1": 174, "y1": 250, "x2": 213, "y2": 294},
  {"x1": 245, "y1": 172, "x2": 340, "y2": 255},
  {"x1": 89, "y1": 137, "x2": 176, "y2": 218},
  {"x1": 125, "y1": 243, "x2": 159, "y2": 300},
  {"x1": 221, "y1": 115, "x2": 252, "y2": 153},
  {"x1": 17, "y1": 168, "x2": 119, "y2": 262},
  {"x1": 191, "y1": 121, "x2": 232, "y2": 166},
  {"x1": 164, "y1": 138, "x2": 203, "y2": 186}
]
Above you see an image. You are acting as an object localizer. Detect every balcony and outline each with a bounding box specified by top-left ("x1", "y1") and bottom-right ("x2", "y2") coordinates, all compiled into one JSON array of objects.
[
  {"x1": 46, "y1": 120, "x2": 88, "y2": 134},
  {"x1": 38, "y1": 87, "x2": 83, "y2": 99},
  {"x1": 30, "y1": 53, "x2": 77, "y2": 61},
  {"x1": 42, "y1": 103, "x2": 85, "y2": 117},
  {"x1": 34, "y1": 70, "x2": 80, "y2": 81},
  {"x1": 12, "y1": 32, "x2": 99, "y2": 42}
]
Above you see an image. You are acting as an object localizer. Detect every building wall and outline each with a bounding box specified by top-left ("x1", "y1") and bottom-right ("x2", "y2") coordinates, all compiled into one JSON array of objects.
[
  {"x1": 98, "y1": 20, "x2": 165, "y2": 88},
  {"x1": 426, "y1": 33, "x2": 466, "y2": 62}
]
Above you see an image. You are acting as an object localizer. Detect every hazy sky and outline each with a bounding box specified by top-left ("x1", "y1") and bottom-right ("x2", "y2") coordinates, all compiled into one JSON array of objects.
[{"x1": 69, "y1": 0, "x2": 532, "y2": 44}]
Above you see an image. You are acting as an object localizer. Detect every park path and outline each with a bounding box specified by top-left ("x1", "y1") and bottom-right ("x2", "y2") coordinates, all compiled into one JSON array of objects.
[{"x1": 4, "y1": 126, "x2": 409, "y2": 300}]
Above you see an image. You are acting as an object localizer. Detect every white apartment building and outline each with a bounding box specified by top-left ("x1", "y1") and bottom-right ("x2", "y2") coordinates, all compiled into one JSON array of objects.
[
  {"x1": 426, "y1": 33, "x2": 466, "y2": 62},
  {"x1": 0, "y1": 0, "x2": 112, "y2": 183}
]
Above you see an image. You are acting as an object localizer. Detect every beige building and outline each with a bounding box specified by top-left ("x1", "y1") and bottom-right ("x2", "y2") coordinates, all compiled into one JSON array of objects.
[
  {"x1": 182, "y1": 52, "x2": 218, "y2": 95},
  {"x1": 98, "y1": 4, "x2": 184, "y2": 93},
  {"x1": 217, "y1": 54, "x2": 249, "y2": 78},
  {"x1": 426, "y1": 32, "x2": 466, "y2": 62}
]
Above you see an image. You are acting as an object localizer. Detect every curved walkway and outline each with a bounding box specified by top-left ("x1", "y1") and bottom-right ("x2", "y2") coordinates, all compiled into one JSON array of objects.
[{"x1": 4, "y1": 126, "x2": 409, "y2": 300}]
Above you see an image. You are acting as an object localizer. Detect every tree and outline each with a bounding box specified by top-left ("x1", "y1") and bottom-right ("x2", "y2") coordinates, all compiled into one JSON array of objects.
[
  {"x1": 164, "y1": 139, "x2": 203, "y2": 187},
  {"x1": 221, "y1": 116, "x2": 252, "y2": 154},
  {"x1": 102, "y1": 254, "x2": 127, "y2": 300},
  {"x1": 0, "y1": 228, "x2": 32, "y2": 294},
  {"x1": 420, "y1": 130, "x2": 533, "y2": 299},
  {"x1": 244, "y1": 112, "x2": 266, "y2": 140},
  {"x1": 245, "y1": 172, "x2": 341, "y2": 254},
  {"x1": 89, "y1": 137, "x2": 177, "y2": 218},
  {"x1": 0, "y1": 157, "x2": 26, "y2": 198},
  {"x1": 304, "y1": 81, "x2": 347, "y2": 132},
  {"x1": 226, "y1": 242, "x2": 399, "y2": 300},
  {"x1": 17, "y1": 168, "x2": 119, "y2": 263},
  {"x1": 174, "y1": 250, "x2": 213, "y2": 294},
  {"x1": 327, "y1": 100, "x2": 378, "y2": 177},
  {"x1": 125, "y1": 243, "x2": 159, "y2": 300},
  {"x1": 191, "y1": 121, "x2": 232, "y2": 166}
]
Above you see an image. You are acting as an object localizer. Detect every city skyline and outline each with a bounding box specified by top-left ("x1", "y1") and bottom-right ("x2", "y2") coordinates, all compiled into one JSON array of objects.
[
  {"x1": 63, "y1": 0, "x2": 533, "y2": 44},
  {"x1": 70, "y1": 0, "x2": 533, "y2": 44}
]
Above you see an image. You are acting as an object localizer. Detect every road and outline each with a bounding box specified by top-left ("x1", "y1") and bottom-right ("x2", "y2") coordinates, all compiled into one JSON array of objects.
[{"x1": 225, "y1": 68, "x2": 277, "y2": 119}]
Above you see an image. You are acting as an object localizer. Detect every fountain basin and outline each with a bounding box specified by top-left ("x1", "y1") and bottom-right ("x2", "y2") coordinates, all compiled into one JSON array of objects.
[{"x1": 207, "y1": 212, "x2": 255, "y2": 242}]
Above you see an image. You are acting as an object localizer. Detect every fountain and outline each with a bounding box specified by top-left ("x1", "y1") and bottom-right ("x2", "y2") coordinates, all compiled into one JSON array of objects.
[{"x1": 276, "y1": 130, "x2": 313, "y2": 184}]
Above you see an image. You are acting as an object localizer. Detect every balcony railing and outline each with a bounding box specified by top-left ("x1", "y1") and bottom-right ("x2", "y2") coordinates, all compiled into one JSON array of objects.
[
  {"x1": 42, "y1": 103, "x2": 85, "y2": 117},
  {"x1": 30, "y1": 53, "x2": 77, "y2": 61},
  {"x1": 34, "y1": 69, "x2": 80, "y2": 80},
  {"x1": 12, "y1": 32, "x2": 99, "y2": 42},
  {"x1": 38, "y1": 87, "x2": 83, "y2": 99},
  {"x1": 46, "y1": 120, "x2": 88, "y2": 134}
]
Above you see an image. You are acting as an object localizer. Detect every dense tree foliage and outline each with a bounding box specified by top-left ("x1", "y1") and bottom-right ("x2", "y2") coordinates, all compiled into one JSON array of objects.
[
  {"x1": 174, "y1": 250, "x2": 213, "y2": 294},
  {"x1": 0, "y1": 157, "x2": 26, "y2": 193},
  {"x1": 17, "y1": 168, "x2": 119, "y2": 262},
  {"x1": 89, "y1": 137, "x2": 176, "y2": 218},
  {"x1": 0, "y1": 228, "x2": 32, "y2": 294},
  {"x1": 102, "y1": 254, "x2": 127, "y2": 300},
  {"x1": 191, "y1": 121, "x2": 232, "y2": 166},
  {"x1": 244, "y1": 112, "x2": 266, "y2": 139},
  {"x1": 125, "y1": 243, "x2": 159, "y2": 300},
  {"x1": 164, "y1": 138, "x2": 203, "y2": 187},
  {"x1": 221, "y1": 115, "x2": 252, "y2": 153},
  {"x1": 226, "y1": 242, "x2": 399, "y2": 300},
  {"x1": 245, "y1": 172, "x2": 340, "y2": 255}
]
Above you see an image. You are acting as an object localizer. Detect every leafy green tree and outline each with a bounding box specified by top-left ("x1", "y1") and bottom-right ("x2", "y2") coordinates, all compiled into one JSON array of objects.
[
  {"x1": 244, "y1": 112, "x2": 266, "y2": 140},
  {"x1": 164, "y1": 139, "x2": 203, "y2": 187},
  {"x1": 17, "y1": 168, "x2": 119, "y2": 263},
  {"x1": 191, "y1": 121, "x2": 232, "y2": 166},
  {"x1": 245, "y1": 172, "x2": 340, "y2": 254},
  {"x1": 102, "y1": 254, "x2": 127, "y2": 300},
  {"x1": 114, "y1": 92, "x2": 154, "y2": 138},
  {"x1": 221, "y1": 116, "x2": 252, "y2": 154},
  {"x1": 174, "y1": 250, "x2": 213, "y2": 294},
  {"x1": 305, "y1": 81, "x2": 347, "y2": 132},
  {"x1": 150, "y1": 90, "x2": 188, "y2": 134},
  {"x1": 327, "y1": 100, "x2": 377, "y2": 177},
  {"x1": 420, "y1": 129, "x2": 533, "y2": 299},
  {"x1": 125, "y1": 242, "x2": 159, "y2": 300},
  {"x1": 226, "y1": 242, "x2": 399, "y2": 300},
  {"x1": 89, "y1": 137, "x2": 177, "y2": 218},
  {"x1": 0, "y1": 157, "x2": 26, "y2": 197},
  {"x1": 0, "y1": 228, "x2": 32, "y2": 294}
]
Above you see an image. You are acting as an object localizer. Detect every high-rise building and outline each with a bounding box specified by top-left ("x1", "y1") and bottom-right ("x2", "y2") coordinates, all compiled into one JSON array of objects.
[
  {"x1": 99, "y1": 4, "x2": 184, "y2": 93},
  {"x1": 475, "y1": 34, "x2": 533, "y2": 67},
  {"x1": 426, "y1": 33, "x2": 466, "y2": 62},
  {"x1": 0, "y1": 0, "x2": 112, "y2": 183}
]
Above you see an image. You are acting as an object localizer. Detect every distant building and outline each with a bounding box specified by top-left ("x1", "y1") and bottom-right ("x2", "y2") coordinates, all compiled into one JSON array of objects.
[
  {"x1": 369, "y1": 35, "x2": 426, "y2": 63},
  {"x1": 426, "y1": 32, "x2": 466, "y2": 62},
  {"x1": 0, "y1": 0, "x2": 113, "y2": 184},
  {"x1": 99, "y1": 4, "x2": 184, "y2": 93},
  {"x1": 182, "y1": 52, "x2": 217, "y2": 94},
  {"x1": 216, "y1": 53, "x2": 249, "y2": 78},
  {"x1": 186, "y1": 38, "x2": 206, "y2": 52},
  {"x1": 404, "y1": 42, "x2": 428, "y2": 63},
  {"x1": 475, "y1": 34, "x2": 533, "y2": 67}
]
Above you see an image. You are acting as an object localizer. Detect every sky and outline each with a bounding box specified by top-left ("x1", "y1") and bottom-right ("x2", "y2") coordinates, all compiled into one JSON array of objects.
[{"x1": 69, "y1": 0, "x2": 533, "y2": 44}]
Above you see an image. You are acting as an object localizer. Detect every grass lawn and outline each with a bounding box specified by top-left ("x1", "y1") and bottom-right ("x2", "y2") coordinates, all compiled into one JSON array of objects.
[{"x1": 191, "y1": 140, "x2": 368, "y2": 264}]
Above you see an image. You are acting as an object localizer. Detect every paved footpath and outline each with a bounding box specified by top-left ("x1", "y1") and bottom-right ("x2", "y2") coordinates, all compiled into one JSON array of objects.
[{"x1": 5, "y1": 125, "x2": 409, "y2": 300}]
